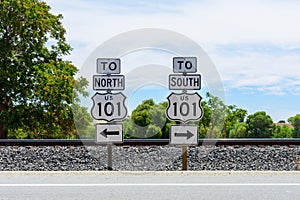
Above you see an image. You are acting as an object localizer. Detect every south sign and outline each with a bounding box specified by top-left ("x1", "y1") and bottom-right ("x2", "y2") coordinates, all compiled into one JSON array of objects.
[{"x1": 169, "y1": 74, "x2": 201, "y2": 90}]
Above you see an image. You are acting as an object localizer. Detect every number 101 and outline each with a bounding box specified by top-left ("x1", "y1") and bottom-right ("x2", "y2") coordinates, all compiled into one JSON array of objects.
[
  {"x1": 98, "y1": 102, "x2": 121, "y2": 116},
  {"x1": 172, "y1": 102, "x2": 197, "y2": 117}
]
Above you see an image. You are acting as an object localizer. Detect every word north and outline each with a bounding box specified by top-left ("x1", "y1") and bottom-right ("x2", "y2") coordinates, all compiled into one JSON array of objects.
[{"x1": 93, "y1": 75, "x2": 125, "y2": 90}]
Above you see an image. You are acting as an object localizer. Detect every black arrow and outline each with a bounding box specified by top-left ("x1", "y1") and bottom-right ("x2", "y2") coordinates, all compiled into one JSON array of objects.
[
  {"x1": 100, "y1": 129, "x2": 119, "y2": 138},
  {"x1": 175, "y1": 130, "x2": 194, "y2": 140}
]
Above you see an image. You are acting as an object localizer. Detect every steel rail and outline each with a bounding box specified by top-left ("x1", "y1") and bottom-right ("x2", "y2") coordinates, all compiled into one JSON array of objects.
[{"x1": 0, "y1": 139, "x2": 300, "y2": 146}]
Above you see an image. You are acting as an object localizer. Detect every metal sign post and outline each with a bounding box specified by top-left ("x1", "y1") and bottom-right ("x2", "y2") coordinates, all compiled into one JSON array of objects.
[
  {"x1": 166, "y1": 57, "x2": 204, "y2": 171},
  {"x1": 107, "y1": 143, "x2": 113, "y2": 170},
  {"x1": 91, "y1": 58, "x2": 127, "y2": 170}
]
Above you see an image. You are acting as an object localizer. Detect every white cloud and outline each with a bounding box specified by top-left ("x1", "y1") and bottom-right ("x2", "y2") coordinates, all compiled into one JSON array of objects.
[
  {"x1": 46, "y1": 0, "x2": 300, "y2": 45},
  {"x1": 209, "y1": 45, "x2": 300, "y2": 95},
  {"x1": 45, "y1": 0, "x2": 300, "y2": 96}
]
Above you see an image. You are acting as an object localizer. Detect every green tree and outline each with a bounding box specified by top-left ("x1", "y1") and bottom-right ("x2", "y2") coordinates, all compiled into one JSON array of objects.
[
  {"x1": 198, "y1": 101, "x2": 212, "y2": 138},
  {"x1": 123, "y1": 118, "x2": 137, "y2": 139},
  {"x1": 288, "y1": 114, "x2": 300, "y2": 138},
  {"x1": 131, "y1": 99, "x2": 155, "y2": 127},
  {"x1": 71, "y1": 103, "x2": 93, "y2": 139},
  {"x1": 0, "y1": 0, "x2": 88, "y2": 138},
  {"x1": 273, "y1": 125, "x2": 293, "y2": 138},
  {"x1": 224, "y1": 105, "x2": 247, "y2": 137},
  {"x1": 204, "y1": 93, "x2": 226, "y2": 138},
  {"x1": 246, "y1": 111, "x2": 274, "y2": 138},
  {"x1": 158, "y1": 101, "x2": 175, "y2": 139},
  {"x1": 129, "y1": 99, "x2": 167, "y2": 138},
  {"x1": 228, "y1": 122, "x2": 248, "y2": 138}
]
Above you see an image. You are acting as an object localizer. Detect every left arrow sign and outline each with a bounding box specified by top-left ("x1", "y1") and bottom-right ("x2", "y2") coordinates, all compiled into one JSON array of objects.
[
  {"x1": 96, "y1": 124, "x2": 123, "y2": 143},
  {"x1": 100, "y1": 129, "x2": 119, "y2": 138}
]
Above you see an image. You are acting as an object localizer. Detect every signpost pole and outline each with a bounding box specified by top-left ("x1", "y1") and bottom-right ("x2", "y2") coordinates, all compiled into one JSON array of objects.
[
  {"x1": 107, "y1": 143, "x2": 113, "y2": 170},
  {"x1": 181, "y1": 98, "x2": 188, "y2": 171},
  {"x1": 182, "y1": 145, "x2": 187, "y2": 171}
]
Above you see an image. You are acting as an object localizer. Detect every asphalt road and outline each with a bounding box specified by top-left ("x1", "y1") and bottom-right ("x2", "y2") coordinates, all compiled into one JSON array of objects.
[{"x1": 0, "y1": 171, "x2": 300, "y2": 200}]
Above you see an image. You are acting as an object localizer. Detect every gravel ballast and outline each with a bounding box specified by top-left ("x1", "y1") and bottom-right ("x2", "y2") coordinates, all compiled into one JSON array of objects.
[{"x1": 0, "y1": 145, "x2": 299, "y2": 171}]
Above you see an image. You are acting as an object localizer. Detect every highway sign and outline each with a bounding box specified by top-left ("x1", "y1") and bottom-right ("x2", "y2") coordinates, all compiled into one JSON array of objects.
[
  {"x1": 91, "y1": 92, "x2": 127, "y2": 122},
  {"x1": 97, "y1": 58, "x2": 121, "y2": 74},
  {"x1": 95, "y1": 124, "x2": 123, "y2": 143},
  {"x1": 170, "y1": 125, "x2": 198, "y2": 145},
  {"x1": 173, "y1": 57, "x2": 197, "y2": 73},
  {"x1": 169, "y1": 74, "x2": 201, "y2": 90},
  {"x1": 93, "y1": 75, "x2": 125, "y2": 91},
  {"x1": 166, "y1": 92, "x2": 203, "y2": 122}
]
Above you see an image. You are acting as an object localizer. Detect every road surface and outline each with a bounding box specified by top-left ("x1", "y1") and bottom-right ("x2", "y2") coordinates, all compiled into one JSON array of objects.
[{"x1": 0, "y1": 171, "x2": 299, "y2": 200}]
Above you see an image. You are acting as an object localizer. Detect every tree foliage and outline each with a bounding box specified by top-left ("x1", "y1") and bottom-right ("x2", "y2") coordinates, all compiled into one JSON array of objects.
[
  {"x1": 198, "y1": 93, "x2": 226, "y2": 138},
  {"x1": 288, "y1": 114, "x2": 300, "y2": 138},
  {"x1": 127, "y1": 99, "x2": 169, "y2": 139},
  {"x1": 124, "y1": 97, "x2": 297, "y2": 139},
  {"x1": 246, "y1": 111, "x2": 274, "y2": 138},
  {"x1": 273, "y1": 124, "x2": 293, "y2": 138},
  {"x1": 0, "y1": 0, "x2": 90, "y2": 138},
  {"x1": 229, "y1": 122, "x2": 248, "y2": 138},
  {"x1": 224, "y1": 105, "x2": 247, "y2": 137}
]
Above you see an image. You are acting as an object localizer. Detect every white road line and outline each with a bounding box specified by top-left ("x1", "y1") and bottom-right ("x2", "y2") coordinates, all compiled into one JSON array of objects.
[{"x1": 0, "y1": 183, "x2": 300, "y2": 187}]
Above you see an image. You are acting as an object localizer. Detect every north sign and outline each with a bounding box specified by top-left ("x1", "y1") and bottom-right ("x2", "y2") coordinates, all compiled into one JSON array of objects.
[
  {"x1": 93, "y1": 75, "x2": 125, "y2": 91},
  {"x1": 170, "y1": 125, "x2": 198, "y2": 145},
  {"x1": 173, "y1": 57, "x2": 197, "y2": 73},
  {"x1": 91, "y1": 92, "x2": 127, "y2": 122},
  {"x1": 166, "y1": 92, "x2": 203, "y2": 122},
  {"x1": 97, "y1": 58, "x2": 121, "y2": 74},
  {"x1": 95, "y1": 124, "x2": 123, "y2": 143},
  {"x1": 169, "y1": 74, "x2": 201, "y2": 90}
]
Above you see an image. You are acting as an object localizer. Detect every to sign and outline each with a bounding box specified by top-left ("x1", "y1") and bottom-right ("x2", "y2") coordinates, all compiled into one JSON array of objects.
[
  {"x1": 166, "y1": 92, "x2": 203, "y2": 122},
  {"x1": 97, "y1": 58, "x2": 121, "y2": 74},
  {"x1": 169, "y1": 74, "x2": 201, "y2": 90},
  {"x1": 93, "y1": 75, "x2": 125, "y2": 91},
  {"x1": 95, "y1": 124, "x2": 123, "y2": 143},
  {"x1": 173, "y1": 57, "x2": 197, "y2": 73},
  {"x1": 91, "y1": 92, "x2": 127, "y2": 122},
  {"x1": 170, "y1": 125, "x2": 198, "y2": 145}
]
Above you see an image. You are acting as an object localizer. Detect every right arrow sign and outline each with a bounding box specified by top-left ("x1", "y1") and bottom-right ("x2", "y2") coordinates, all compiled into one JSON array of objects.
[{"x1": 170, "y1": 125, "x2": 198, "y2": 145}]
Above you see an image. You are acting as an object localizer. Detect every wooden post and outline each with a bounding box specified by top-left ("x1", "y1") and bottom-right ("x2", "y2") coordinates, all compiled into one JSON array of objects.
[{"x1": 182, "y1": 145, "x2": 187, "y2": 171}]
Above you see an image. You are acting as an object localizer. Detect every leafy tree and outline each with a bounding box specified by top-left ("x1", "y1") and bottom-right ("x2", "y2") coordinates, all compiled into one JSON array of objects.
[
  {"x1": 198, "y1": 101, "x2": 212, "y2": 138},
  {"x1": 129, "y1": 99, "x2": 167, "y2": 138},
  {"x1": 131, "y1": 99, "x2": 155, "y2": 127},
  {"x1": 246, "y1": 111, "x2": 274, "y2": 138},
  {"x1": 273, "y1": 125, "x2": 293, "y2": 138},
  {"x1": 224, "y1": 105, "x2": 247, "y2": 137},
  {"x1": 158, "y1": 101, "x2": 175, "y2": 139},
  {"x1": 146, "y1": 124, "x2": 162, "y2": 139},
  {"x1": 203, "y1": 93, "x2": 226, "y2": 138},
  {"x1": 228, "y1": 122, "x2": 248, "y2": 138},
  {"x1": 288, "y1": 114, "x2": 300, "y2": 138},
  {"x1": 123, "y1": 118, "x2": 137, "y2": 139},
  {"x1": 0, "y1": 0, "x2": 89, "y2": 138},
  {"x1": 71, "y1": 103, "x2": 93, "y2": 139}
]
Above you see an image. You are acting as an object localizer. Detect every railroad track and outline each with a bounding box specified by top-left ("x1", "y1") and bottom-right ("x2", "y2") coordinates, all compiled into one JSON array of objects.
[{"x1": 1, "y1": 139, "x2": 300, "y2": 146}]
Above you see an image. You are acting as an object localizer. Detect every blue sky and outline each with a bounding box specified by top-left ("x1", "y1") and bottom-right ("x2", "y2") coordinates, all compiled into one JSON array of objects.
[{"x1": 45, "y1": 0, "x2": 300, "y2": 122}]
